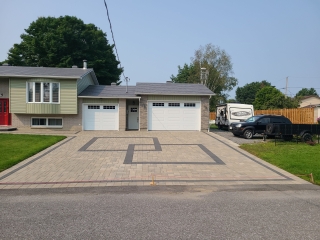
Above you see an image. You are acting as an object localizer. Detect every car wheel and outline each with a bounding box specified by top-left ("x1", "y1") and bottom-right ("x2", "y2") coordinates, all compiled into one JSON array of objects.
[
  {"x1": 266, "y1": 124, "x2": 274, "y2": 134},
  {"x1": 243, "y1": 129, "x2": 253, "y2": 139},
  {"x1": 302, "y1": 133, "x2": 313, "y2": 142}
]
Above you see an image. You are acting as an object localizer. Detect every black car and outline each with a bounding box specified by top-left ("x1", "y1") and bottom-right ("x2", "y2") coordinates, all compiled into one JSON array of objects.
[{"x1": 230, "y1": 115, "x2": 292, "y2": 139}]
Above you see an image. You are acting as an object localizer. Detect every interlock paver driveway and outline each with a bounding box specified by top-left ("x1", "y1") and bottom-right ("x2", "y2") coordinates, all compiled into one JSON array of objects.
[{"x1": 0, "y1": 131, "x2": 308, "y2": 189}]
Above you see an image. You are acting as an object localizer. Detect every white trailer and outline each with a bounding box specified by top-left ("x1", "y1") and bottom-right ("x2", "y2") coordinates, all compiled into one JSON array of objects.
[{"x1": 215, "y1": 103, "x2": 254, "y2": 130}]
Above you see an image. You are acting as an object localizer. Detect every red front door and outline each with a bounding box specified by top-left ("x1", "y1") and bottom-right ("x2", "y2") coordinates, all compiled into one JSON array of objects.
[{"x1": 0, "y1": 99, "x2": 11, "y2": 125}]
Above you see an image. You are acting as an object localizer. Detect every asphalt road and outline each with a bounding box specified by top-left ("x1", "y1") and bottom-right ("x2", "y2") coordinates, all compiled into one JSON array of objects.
[{"x1": 1, "y1": 185, "x2": 320, "y2": 240}]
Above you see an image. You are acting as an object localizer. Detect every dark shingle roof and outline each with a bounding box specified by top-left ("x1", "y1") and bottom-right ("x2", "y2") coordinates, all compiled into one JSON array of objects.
[
  {"x1": 135, "y1": 82, "x2": 214, "y2": 95},
  {"x1": 79, "y1": 85, "x2": 138, "y2": 98},
  {"x1": 0, "y1": 66, "x2": 95, "y2": 80}
]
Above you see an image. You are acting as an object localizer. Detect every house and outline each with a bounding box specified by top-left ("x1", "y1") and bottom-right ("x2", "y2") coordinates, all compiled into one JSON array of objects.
[
  {"x1": 299, "y1": 95, "x2": 320, "y2": 108},
  {"x1": 0, "y1": 64, "x2": 214, "y2": 131},
  {"x1": 299, "y1": 95, "x2": 320, "y2": 123}
]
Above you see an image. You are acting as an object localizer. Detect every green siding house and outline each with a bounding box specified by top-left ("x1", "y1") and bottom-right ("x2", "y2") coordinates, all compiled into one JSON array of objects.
[
  {"x1": 0, "y1": 65, "x2": 98, "y2": 130},
  {"x1": 0, "y1": 65, "x2": 213, "y2": 131}
]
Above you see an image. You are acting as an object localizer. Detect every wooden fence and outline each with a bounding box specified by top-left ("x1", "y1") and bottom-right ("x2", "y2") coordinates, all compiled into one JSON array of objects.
[
  {"x1": 209, "y1": 112, "x2": 216, "y2": 121},
  {"x1": 254, "y1": 108, "x2": 314, "y2": 124},
  {"x1": 210, "y1": 108, "x2": 315, "y2": 124}
]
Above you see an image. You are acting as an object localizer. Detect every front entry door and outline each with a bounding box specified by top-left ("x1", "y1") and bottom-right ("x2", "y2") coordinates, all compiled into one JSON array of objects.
[
  {"x1": 0, "y1": 99, "x2": 10, "y2": 125},
  {"x1": 128, "y1": 105, "x2": 139, "y2": 130}
]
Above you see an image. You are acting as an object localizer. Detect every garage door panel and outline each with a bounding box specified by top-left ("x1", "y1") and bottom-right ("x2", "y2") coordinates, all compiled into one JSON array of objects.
[
  {"x1": 148, "y1": 102, "x2": 200, "y2": 131},
  {"x1": 83, "y1": 105, "x2": 118, "y2": 130}
]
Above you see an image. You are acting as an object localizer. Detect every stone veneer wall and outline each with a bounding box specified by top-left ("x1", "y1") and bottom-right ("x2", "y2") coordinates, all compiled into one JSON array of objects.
[
  {"x1": 139, "y1": 96, "x2": 148, "y2": 131},
  {"x1": 11, "y1": 98, "x2": 83, "y2": 131},
  {"x1": 200, "y1": 96, "x2": 210, "y2": 131},
  {"x1": 119, "y1": 99, "x2": 126, "y2": 131}
]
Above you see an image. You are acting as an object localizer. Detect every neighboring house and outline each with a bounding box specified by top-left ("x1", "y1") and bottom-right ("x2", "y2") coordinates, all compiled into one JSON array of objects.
[
  {"x1": 299, "y1": 95, "x2": 320, "y2": 108},
  {"x1": 0, "y1": 65, "x2": 214, "y2": 131},
  {"x1": 299, "y1": 95, "x2": 320, "y2": 123}
]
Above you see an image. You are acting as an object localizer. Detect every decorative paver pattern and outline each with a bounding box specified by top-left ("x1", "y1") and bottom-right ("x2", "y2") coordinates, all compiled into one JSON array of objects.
[{"x1": 0, "y1": 131, "x2": 309, "y2": 189}]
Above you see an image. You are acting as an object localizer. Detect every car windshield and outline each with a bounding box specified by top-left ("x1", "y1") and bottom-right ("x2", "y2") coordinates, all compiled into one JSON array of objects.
[{"x1": 245, "y1": 116, "x2": 261, "y2": 122}]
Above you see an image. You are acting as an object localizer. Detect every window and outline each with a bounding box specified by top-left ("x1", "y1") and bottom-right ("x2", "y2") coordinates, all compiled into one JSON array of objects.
[
  {"x1": 184, "y1": 103, "x2": 196, "y2": 107},
  {"x1": 130, "y1": 107, "x2": 137, "y2": 112},
  {"x1": 32, "y1": 118, "x2": 47, "y2": 126},
  {"x1": 27, "y1": 82, "x2": 60, "y2": 103},
  {"x1": 153, "y1": 103, "x2": 164, "y2": 107},
  {"x1": 48, "y1": 118, "x2": 62, "y2": 126},
  {"x1": 168, "y1": 103, "x2": 180, "y2": 107},
  {"x1": 103, "y1": 106, "x2": 115, "y2": 109},
  {"x1": 271, "y1": 117, "x2": 291, "y2": 124},
  {"x1": 31, "y1": 118, "x2": 62, "y2": 128},
  {"x1": 88, "y1": 105, "x2": 100, "y2": 109},
  {"x1": 259, "y1": 118, "x2": 270, "y2": 124}
]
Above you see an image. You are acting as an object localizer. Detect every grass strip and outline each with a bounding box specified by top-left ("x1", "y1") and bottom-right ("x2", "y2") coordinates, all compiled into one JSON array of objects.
[
  {"x1": 0, "y1": 134, "x2": 66, "y2": 172},
  {"x1": 240, "y1": 141, "x2": 320, "y2": 185}
]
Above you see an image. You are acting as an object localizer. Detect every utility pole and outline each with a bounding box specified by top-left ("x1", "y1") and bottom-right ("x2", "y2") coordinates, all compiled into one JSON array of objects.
[{"x1": 285, "y1": 76, "x2": 288, "y2": 97}]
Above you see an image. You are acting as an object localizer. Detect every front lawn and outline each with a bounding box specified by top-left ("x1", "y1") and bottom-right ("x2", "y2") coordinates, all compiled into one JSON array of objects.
[
  {"x1": 210, "y1": 124, "x2": 218, "y2": 129},
  {"x1": 0, "y1": 134, "x2": 66, "y2": 172},
  {"x1": 240, "y1": 141, "x2": 320, "y2": 185}
]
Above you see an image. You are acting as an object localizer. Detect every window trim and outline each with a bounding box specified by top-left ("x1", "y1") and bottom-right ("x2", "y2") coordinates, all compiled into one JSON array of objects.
[
  {"x1": 31, "y1": 117, "x2": 63, "y2": 128},
  {"x1": 26, "y1": 82, "x2": 60, "y2": 104},
  {"x1": 88, "y1": 105, "x2": 100, "y2": 109},
  {"x1": 103, "y1": 105, "x2": 116, "y2": 110},
  {"x1": 168, "y1": 103, "x2": 180, "y2": 107},
  {"x1": 184, "y1": 103, "x2": 196, "y2": 107},
  {"x1": 152, "y1": 103, "x2": 165, "y2": 107}
]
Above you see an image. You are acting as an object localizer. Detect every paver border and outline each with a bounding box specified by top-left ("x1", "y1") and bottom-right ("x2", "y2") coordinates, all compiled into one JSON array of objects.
[
  {"x1": 79, "y1": 137, "x2": 225, "y2": 165},
  {"x1": 203, "y1": 132, "x2": 292, "y2": 180}
]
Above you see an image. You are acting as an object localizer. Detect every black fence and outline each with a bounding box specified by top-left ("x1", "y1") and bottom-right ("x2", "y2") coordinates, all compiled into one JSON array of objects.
[{"x1": 266, "y1": 124, "x2": 320, "y2": 135}]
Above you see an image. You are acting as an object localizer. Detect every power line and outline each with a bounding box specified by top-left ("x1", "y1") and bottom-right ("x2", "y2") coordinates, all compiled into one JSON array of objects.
[
  {"x1": 103, "y1": 0, "x2": 126, "y2": 80},
  {"x1": 280, "y1": 87, "x2": 320, "y2": 89}
]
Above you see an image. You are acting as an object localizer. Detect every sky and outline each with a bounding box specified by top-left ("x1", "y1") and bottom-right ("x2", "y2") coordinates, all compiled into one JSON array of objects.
[{"x1": 0, "y1": 0, "x2": 319, "y2": 99}]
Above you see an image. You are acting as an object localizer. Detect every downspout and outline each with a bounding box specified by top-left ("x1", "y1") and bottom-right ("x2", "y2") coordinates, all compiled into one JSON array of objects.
[{"x1": 208, "y1": 95, "x2": 213, "y2": 132}]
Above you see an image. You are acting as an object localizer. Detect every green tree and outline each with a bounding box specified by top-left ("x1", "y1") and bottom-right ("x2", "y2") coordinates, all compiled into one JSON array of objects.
[
  {"x1": 295, "y1": 88, "x2": 318, "y2": 97},
  {"x1": 253, "y1": 86, "x2": 299, "y2": 110},
  {"x1": 170, "y1": 64, "x2": 197, "y2": 83},
  {"x1": 171, "y1": 44, "x2": 238, "y2": 111},
  {"x1": 3, "y1": 16, "x2": 122, "y2": 85},
  {"x1": 235, "y1": 80, "x2": 271, "y2": 104}
]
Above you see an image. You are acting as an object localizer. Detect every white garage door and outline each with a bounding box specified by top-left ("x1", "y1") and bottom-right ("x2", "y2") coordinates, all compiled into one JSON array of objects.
[
  {"x1": 83, "y1": 104, "x2": 119, "y2": 130},
  {"x1": 148, "y1": 102, "x2": 200, "y2": 131}
]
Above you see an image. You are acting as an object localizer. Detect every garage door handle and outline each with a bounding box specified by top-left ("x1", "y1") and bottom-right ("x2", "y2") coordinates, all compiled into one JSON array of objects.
[{"x1": 137, "y1": 117, "x2": 139, "y2": 123}]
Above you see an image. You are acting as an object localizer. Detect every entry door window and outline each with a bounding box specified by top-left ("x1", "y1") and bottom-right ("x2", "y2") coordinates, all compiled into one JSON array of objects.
[
  {"x1": 0, "y1": 101, "x2": 7, "y2": 113},
  {"x1": 131, "y1": 107, "x2": 137, "y2": 112}
]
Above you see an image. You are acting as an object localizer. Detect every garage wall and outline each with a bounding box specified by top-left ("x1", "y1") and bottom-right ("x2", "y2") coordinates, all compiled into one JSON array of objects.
[
  {"x1": 82, "y1": 98, "x2": 119, "y2": 104},
  {"x1": 148, "y1": 95, "x2": 201, "y2": 101},
  {"x1": 200, "y1": 96, "x2": 210, "y2": 131},
  {"x1": 139, "y1": 96, "x2": 148, "y2": 131},
  {"x1": 119, "y1": 99, "x2": 126, "y2": 131}
]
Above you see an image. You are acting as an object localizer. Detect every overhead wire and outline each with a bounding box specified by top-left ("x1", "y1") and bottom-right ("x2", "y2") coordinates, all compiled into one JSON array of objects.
[{"x1": 103, "y1": 0, "x2": 126, "y2": 80}]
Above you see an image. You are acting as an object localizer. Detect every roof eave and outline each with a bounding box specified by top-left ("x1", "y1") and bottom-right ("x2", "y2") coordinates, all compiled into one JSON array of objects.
[
  {"x1": 6, "y1": 75, "x2": 80, "y2": 79},
  {"x1": 135, "y1": 93, "x2": 214, "y2": 96},
  {"x1": 78, "y1": 96, "x2": 141, "y2": 99}
]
